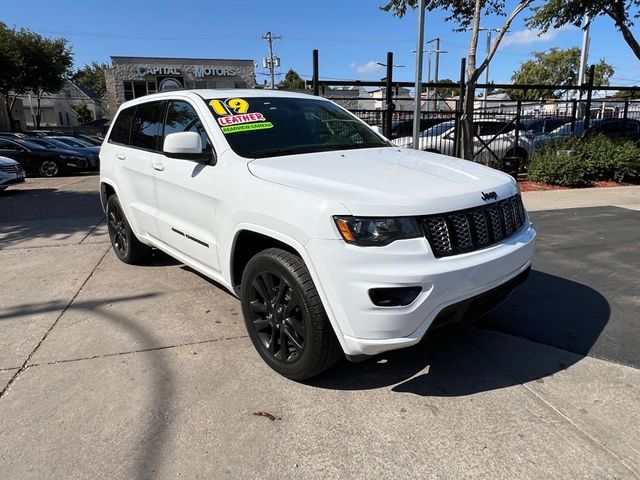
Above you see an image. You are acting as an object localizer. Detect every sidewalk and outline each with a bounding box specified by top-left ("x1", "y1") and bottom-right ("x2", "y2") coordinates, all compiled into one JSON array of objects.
[
  {"x1": 523, "y1": 185, "x2": 640, "y2": 211},
  {"x1": 0, "y1": 177, "x2": 638, "y2": 479}
]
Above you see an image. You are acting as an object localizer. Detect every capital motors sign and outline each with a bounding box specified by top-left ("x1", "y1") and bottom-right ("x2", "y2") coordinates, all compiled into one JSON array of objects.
[{"x1": 136, "y1": 65, "x2": 238, "y2": 78}]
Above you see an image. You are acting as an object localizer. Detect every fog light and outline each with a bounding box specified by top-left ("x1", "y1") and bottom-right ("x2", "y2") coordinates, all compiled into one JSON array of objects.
[{"x1": 369, "y1": 286, "x2": 422, "y2": 307}]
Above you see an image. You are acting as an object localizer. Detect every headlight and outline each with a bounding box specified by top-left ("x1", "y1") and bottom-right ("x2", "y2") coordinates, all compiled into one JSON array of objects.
[{"x1": 334, "y1": 216, "x2": 422, "y2": 246}]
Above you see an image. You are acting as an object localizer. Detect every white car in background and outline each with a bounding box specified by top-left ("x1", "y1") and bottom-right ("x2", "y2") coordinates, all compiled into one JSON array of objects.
[
  {"x1": 0, "y1": 155, "x2": 25, "y2": 191},
  {"x1": 393, "y1": 119, "x2": 533, "y2": 165}
]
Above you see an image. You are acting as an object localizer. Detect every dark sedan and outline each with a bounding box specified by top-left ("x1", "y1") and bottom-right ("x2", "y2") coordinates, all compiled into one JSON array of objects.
[
  {"x1": 0, "y1": 137, "x2": 91, "y2": 177},
  {"x1": 27, "y1": 137, "x2": 100, "y2": 170}
]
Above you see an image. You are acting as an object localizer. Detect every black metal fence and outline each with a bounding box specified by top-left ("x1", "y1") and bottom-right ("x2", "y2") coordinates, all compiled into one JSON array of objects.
[{"x1": 311, "y1": 50, "x2": 640, "y2": 169}]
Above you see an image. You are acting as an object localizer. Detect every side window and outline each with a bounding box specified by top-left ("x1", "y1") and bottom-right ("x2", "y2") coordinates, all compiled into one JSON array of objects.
[
  {"x1": 131, "y1": 101, "x2": 164, "y2": 151},
  {"x1": 109, "y1": 106, "x2": 136, "y2": 145},
  {"x1": 163, "y1": 101, "x2": 212, "y2": 153},
  {"x1": 0, "y1": 139, "x2": 19, "y2": 150}
]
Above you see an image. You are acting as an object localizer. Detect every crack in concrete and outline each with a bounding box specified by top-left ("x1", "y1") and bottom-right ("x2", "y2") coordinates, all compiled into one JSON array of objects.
[
  {"x1": 0, "y1": 245, "x2": 111, "y2": 400},
  {"x1": 79, "y1": 218, "x2": 106, "y2": 245},
  {"x1": 25, "y1": 334, "x2": 249, "y2": 369},
  {"x1": 465, "y1": 332, "x2": 640, "y2": 479}
]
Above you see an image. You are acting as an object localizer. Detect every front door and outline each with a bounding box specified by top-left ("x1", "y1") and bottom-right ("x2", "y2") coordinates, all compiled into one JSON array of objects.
[{"x1": 152, "y1": 99, "x2": 220, "y2": 271}]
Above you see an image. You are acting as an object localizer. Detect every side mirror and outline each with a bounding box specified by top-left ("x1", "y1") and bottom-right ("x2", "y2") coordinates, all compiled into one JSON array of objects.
[{"x1": 163, "y1": 132, "x2": 213, "y2": 163}]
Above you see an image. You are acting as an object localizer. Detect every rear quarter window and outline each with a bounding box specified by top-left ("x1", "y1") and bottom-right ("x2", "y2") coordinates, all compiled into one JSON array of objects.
[{"x1": 109, "y1": 106, "x2": 136, "y2": 145}]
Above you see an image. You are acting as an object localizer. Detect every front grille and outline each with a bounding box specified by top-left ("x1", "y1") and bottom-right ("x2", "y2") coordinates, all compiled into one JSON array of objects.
[
  {"x1": 0, "y1": 164, "x2": 19, "y2": 174},
  {"x1": 420, "y1": 194, "x2": 526, "y2": 258}
]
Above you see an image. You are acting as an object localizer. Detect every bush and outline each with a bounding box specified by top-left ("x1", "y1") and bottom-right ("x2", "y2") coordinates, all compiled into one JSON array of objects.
[{"x1": 528, "y1": 135, "x2": 640, "y2": 186}]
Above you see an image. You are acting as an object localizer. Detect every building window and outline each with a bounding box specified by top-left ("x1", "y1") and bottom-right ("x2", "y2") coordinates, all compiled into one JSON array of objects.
[
  {"x1": 66, "y1": 112, "x2": 70, "y2": 125},
  {"x1": 123, "y1": 80, "x2": 154, "y2": 101},
  {"x1": 59, "y1": 112, "x2": 64, "y2": 125}
]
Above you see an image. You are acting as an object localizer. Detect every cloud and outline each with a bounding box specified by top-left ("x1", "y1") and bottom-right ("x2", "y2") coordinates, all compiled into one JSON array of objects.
[
  {"x1": 351, "y1": 60, "x2": 383, "y2": 75},
  {"x1": 502, "y1": 25, "x2": 576, "y2": 48}
]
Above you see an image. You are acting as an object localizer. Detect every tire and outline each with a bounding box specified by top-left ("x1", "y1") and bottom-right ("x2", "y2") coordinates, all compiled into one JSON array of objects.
[
  {"x1": 240, "y1": 248, "x2": 342, "y2": 380},
  {"x1": 106, "y1": 195, "x2": 151, "y2": 264},
  {"x1": 39, "y1": 160, "x2": 60, "y2": 177}
]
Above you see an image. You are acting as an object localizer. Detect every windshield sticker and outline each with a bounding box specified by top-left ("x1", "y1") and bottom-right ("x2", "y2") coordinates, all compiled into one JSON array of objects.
[
  {"x1": 217, "y1": 112, "x2": 266, "y2": 127},
  {"x1": 220, "y1": 122, "x2": 273, "y2": 134},
  {"x1": 209, "y1": 98, "x2": 272, "y2": 133}
]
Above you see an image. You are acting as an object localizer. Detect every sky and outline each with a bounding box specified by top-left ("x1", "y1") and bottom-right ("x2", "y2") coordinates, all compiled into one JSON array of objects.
[{"x1": 1, "y1": 0, "x2": 639, "y2": 87}]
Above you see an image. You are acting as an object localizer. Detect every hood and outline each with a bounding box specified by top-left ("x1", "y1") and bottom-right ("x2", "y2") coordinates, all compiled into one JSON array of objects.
[
  {"x1": 248, "y1": 147, "x2": 518, "y2": 216},
  {"x1": 0, "y1": 155, "x2": 19, "y2": 166}
]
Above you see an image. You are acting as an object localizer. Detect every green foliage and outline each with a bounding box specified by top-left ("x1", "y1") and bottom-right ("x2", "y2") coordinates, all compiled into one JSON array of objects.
[
  {"x1": 527, "y1": 0, "x2": 640, "y2": 61},
  {"x1": 380, "y1": 0, "x2": 513, "y2": 30},
  {"x1": 71, "y1": 103, "x2": 92, "y2": 124},
  {"x1": 279, "y1": 69, "x2": 306, "y2": 90},
  {"x1": 423, "y1": 78, "x2": 459, "y2": 97},
  {"x1": 72, "y1": 61, "x2": 109, "y2": 98},
  {"x1": 0, "y1": 23, "x2": 73, "y2": 130},
  {"x1": 529, "y1": 135, "x2": 640, "y2": 186},
  {"x1": 510, "y1": 48, "x2": 614, "y2": 100}
]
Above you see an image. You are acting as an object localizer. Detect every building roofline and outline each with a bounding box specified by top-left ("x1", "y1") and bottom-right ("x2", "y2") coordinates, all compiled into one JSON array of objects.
[{"x1": 110, "y1": 55, "x2": 254, "y2": 63}]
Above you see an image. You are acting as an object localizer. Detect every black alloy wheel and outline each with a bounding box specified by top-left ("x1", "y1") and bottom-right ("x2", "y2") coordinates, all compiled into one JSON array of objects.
[
  {"x1": 248, "y1": 270, "x2": 306, "y2": 363},
  {"x1": 106, "y1": 195, "x2": 150, "y2": 264},
  {"x1": 39, "y1": 160, "x2": 59, "y2": 177},
  {"x1": 240, "y1": 248, "x2": 342, "y2": 380}
]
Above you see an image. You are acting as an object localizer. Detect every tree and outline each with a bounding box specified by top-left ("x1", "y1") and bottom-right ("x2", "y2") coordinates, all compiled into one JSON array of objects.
[
  {"x1": 0, "y1": 24, "x2": 73, "y2": 130},
  {"x1": 527, "y1": 0, "x2": 640, "y2": 62},
  {"x1": 382, "y1": 0, "x2": 535, "y2": 160},
  {"x1": 72, "y1": 61, "x2": 109, "y2": 98},
  {"x1": 423, "y1": 78, "x2": 459, "y2": 97},
  {"x1": 71, "y1": 103, "x2": 92, "y2": 124},
  {"x1": 510, "y1": 47, "x2": 614, "y2": 99},
  {"x1": 279, "y1": 69, "x2": 306, "y2": 90},
  {"x1": 22, "y1": 32, "x2": 74, "y2": 128},
  {"x1": 0, "y1": 24, "x2": 25, "y2": 130}
]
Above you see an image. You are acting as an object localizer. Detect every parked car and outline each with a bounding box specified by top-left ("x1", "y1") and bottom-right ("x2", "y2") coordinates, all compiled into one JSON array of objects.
[
  {"x1": 0, "y1": 155, "x2": 26, "y2": 191},
  {"x1": 583, "y1": 118, "x2": 640, "y2": 143},
  {"x1": 0, "y1": 137, "x2": 91, "y2": 177},
  {"x1": 393, "y1": 119, "x2": 533, "y2": 165},
  {"x1": 389, "y1": 118, "x2": 452, "y2": 140},
  {"x1": 100, "y1": 90, "x2": 536, "y2": 379},
  {"x1": 29, "y1": 136, "x2": 100, "y2": 170},
  {"x1": 533, "y1": 119, "x2": 602, "y2": 148}
]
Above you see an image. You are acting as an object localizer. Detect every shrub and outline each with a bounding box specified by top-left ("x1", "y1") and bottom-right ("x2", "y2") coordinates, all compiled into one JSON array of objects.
[{"x1": 528, "y1": 135, "x2": 640, "y2": 186}]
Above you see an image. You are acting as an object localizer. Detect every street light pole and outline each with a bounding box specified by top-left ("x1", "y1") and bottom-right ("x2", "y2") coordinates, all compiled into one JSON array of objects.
[
  {"x1": 412, "y1": 0, "x2": 426, "y2": 149},
  {"x1": 482, "y1": 30, "x2": 492, "y2": 109}
]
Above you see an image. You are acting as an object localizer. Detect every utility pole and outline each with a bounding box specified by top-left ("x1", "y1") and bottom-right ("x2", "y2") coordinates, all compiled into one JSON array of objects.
[
  {"x1": 480, "y1": 29, "x2": 500, "y2": 109},
  {"x1": 262, "y1": 31, "x2": 282, "y2": 89},
  {"x1": 412, "y1": 0, "x2": 426, "y2": 149},
  {"x1": 578, "y1": 16, "x2": 591, "y2": 88}
]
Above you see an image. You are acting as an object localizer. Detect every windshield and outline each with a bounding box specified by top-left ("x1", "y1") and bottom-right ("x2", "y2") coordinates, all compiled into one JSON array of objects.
[
  {"x1": 205, "y1": 96, "x2": 389, "y2": 158},
  {"x1": 53, "y1": 137, "x2": 92, "y2": 148},
  {"x1": 420, "y1": 120, "x2": 455, "y2": 138},
  {"x1": 17, "y1": 139, "x2": 45, "y2": 150}
]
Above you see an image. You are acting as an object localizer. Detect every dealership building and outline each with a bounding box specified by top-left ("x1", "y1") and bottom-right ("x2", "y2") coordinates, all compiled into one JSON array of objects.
[{"x1": 105, "y1": 56, "x2": 256, "y2": 116}]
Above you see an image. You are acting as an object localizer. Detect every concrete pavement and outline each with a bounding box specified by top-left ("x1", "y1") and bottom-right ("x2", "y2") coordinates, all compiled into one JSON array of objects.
[{"x1": 1, "y1": 177, "x2": 639, "y2": 479}]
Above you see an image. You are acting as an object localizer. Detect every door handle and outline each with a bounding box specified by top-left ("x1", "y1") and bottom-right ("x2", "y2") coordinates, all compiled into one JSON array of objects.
[
  {"x1": 116, "y1": 153, "x2": 126, "y2": 160},
  {"x1": 151, "y1": 161, "x2": 165, "y2": 171}
]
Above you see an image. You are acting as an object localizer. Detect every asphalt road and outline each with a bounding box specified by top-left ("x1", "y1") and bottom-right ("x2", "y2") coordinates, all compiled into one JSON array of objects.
[{"x1": 481, "y1": 206, "x2": 640, "y2": 369}]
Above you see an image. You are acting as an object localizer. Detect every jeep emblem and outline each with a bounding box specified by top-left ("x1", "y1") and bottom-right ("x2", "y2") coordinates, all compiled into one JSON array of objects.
[{"x1": 481, "y1": 191, "x2": 498, "y2": 201}]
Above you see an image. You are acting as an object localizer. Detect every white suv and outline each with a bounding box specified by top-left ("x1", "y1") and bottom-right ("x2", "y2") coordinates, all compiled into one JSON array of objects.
[{"x1": 100, "y1": 90, "x2": 536, "y2": 379}]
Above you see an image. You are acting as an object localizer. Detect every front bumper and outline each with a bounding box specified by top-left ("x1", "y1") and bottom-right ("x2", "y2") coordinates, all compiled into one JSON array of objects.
[{"x1": 306, "y1": 222, "x2": 536, "y2": 356}]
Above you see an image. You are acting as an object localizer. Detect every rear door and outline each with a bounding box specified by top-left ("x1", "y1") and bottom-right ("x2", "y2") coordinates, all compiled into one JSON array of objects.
[
  {"x1": 109, "y1": 102, "x2": 164, "y2": 238},
  {"x1": 152, "y1": 99, "x2": 220, "y2": 271},
  {"x1": 0, "y1": 139, "x2": 34, "y2": 172}
]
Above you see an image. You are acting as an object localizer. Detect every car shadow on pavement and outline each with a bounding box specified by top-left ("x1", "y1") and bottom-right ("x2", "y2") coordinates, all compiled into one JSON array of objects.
[
  {"x1": 0, "y1": 292, "x2": 175, "y2": 480},
  {"x1": 309, "y1": 270, "x2": 610, "y2": 397},
  {"x1": 0, "y1": 188, "x2": 104, "y2": 249}
]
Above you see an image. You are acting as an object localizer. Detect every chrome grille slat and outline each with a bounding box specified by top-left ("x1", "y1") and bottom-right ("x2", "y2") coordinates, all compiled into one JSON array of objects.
[
  {"x1": 420, "y1": 194, "x2": 526, "y2": 258},
  {"x1": 0, "y1": 164, "x2": 18, "y2": 173}
]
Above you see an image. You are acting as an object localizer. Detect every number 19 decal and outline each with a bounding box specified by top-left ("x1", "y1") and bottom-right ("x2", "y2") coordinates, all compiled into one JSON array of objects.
[{"x1": 209, "y1": 98, "x2": 250, "y2": 116}]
